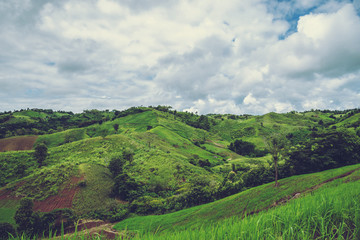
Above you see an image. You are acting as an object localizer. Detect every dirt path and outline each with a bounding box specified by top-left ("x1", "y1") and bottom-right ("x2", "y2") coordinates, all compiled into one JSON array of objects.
[
  {"x1": 0, "y1": 135, "x2": 38, "y2": 152},
  {"x1": 207, "y1": 139, "x2": 225, "y2": 148},
  {"x1": 58, "y1": 220, "x2": 120, "y2": 240}
]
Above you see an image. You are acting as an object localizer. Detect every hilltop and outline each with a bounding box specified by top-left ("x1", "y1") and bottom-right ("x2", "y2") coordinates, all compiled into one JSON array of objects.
[{"x1": 1, "y1": 106, "x2": 360, "y2": 238}]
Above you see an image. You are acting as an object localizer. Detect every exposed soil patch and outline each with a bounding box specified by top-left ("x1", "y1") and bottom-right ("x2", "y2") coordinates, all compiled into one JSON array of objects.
[
  {"x1": 0, "y1": 181, "x2": 26, "y2": 201},
  {"x1": 0, "y1": 189, "x2": 20, "y2": 201},
  {"x1": 33, "y1": 175, "x2": 84, "y2": 212},
  {"x1": 60, "y1": 220, "x2": 121, "y2": 240},
  {"x1": 0, "y1": 136, "x2": 38, "y2": 152}
]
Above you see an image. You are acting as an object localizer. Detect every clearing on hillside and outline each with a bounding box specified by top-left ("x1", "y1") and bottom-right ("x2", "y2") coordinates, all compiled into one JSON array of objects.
[
  {"x1": 33, "y1": 175, "x2": 84, "y2": 212},
  {"x1": 0, "y1": 136, "x2": 38, "y2": 152}
]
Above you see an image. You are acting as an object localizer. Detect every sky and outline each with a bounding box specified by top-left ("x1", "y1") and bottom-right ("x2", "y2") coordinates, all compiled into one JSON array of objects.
[{"x1": 1, "y1": 0, "x2": 360, "y2": 115}]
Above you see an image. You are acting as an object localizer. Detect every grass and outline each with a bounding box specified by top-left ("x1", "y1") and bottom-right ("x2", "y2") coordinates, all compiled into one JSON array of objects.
[
  {"x1": 72, "y1": 163, "x2": 118, "y2": 215},
  {"x1": 35, "y1": 128, "x2": 89, "y2": 148},
  {"x1": 132, "y1": 178, "x2": 360, "y2": 240},
  {"x1": 0, "y1": 198, "x2": 20, "y2": 224},
  {"x1": 113, "y1": 164, "x2": 360, "y2": 234},
  {"x1": 0, "y1": 208, "x2": 17, "y2": 225}
]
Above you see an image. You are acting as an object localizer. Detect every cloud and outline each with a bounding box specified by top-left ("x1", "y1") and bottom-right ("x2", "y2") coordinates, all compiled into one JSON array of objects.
[
  {"x1": 1, "y1": 0, "x2": 360, "y2": 114},
  {"x1": 264, "y1": 4, "x2": 360, "y2": 79}
]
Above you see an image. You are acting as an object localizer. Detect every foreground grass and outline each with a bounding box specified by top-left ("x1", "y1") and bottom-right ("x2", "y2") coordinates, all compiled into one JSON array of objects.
[
  {"x1": 133, "y1": 178, "x2": 360, "y2": 240},
  {"x1": 113, "y1": 164, "x2": 360, "y2": 234}
]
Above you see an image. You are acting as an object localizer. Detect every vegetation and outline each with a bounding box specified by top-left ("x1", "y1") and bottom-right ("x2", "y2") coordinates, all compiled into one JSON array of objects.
[
  {"x1": 33, "y1": 143, "x2": 47, "y2": 167},
  {"x1": 1, "y1": 106, "x2": 360, "y2": 239}
]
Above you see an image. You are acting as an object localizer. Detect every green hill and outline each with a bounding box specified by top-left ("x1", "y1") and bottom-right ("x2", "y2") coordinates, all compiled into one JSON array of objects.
[{"x1": 1, "y1": 107, "x2": 360, "y2": 239}]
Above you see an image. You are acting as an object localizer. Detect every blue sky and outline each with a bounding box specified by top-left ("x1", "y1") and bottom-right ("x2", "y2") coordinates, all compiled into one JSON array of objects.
[{"x1": 1, "y1": 0, "x2": 360, "y2": 114}]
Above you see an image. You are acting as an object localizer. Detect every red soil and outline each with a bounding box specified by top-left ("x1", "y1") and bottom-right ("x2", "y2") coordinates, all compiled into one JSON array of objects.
[
  {"x1": 33, "y1": 176, "x2": 84, "y2": 212},
  {"x1": 0, "y1": 136, "x2": 38, "y2": 152},
  {"x1": 0, "y1": 181, "x2": 25, "y2": 201},
  {"x1": 0, "y1": 189, "x2": 20, "y2": 201}
]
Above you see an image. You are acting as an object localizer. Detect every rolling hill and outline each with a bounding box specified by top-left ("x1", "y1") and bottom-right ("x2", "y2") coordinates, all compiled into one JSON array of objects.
[{"x1": 1, "y1": 106, "x2": 360, "y2": 239}]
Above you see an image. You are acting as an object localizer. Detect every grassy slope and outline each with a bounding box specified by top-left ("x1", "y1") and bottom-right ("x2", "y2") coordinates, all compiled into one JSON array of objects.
[
  {"x1": 132, "y1": 167, "x2": 360, "y2": 240},
  {"x1": 114, "y1": 164, "x2": 360, "y2": 234},
  {"x1": 72, "y1": 163, "x2": 116, "y2": 215}
]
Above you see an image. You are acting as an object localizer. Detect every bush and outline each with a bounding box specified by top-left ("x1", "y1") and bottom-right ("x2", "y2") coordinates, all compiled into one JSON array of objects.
[
  {"x1": 184, "y1": 176, "x2": 215, "y2": 206},
  {"x1": 287, "y1": 129, "x2": 360, "y2": 175},
  {"x1": 14, "y1": 197, "x2": 35, "y2": 235},
  {"x1": 0, "y1": 223, "x2": 16, "y2": 240},
  {"x1": 34, "y1": 143, "x2": 48, "y2": 167},
  {"x1": 111, "y1": 173, "x2": 142, "y2": 201},
  {"x1": 130, "y1": 196, "x2": 168, "y2": 215},
  {"x1": 242, "y1": 166, "x2": 274, "y2": 188},
  {"x1": 228, "y1": 139, "x2": 256, "y2": 156}
]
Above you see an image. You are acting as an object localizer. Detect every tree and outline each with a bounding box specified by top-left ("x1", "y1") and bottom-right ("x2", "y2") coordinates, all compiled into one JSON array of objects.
[
  {"x1": 186, "y1": 176, "x2": 215, "y2": 206},
  {"x1": 264, "y1": 133, "x2": 288, "y2": 187},
  {"x1": 14, "y1": 198, "x2": 36, "y2": 235},
  {"x1": 113, "y1": 123, "x2": 119, "y2": 132},
  {"x1": 34, "y1": 143, "x2": 48, "y2": 167},
  {"x1": 112, "y1": 173, "x2": 140, "y2": 201},
  {"x1": 108, "y1": 153, "x2": 127, "y2": 177},
  {"x1": 0, "y1": 223, "x2": 16, "y2": 239},
  {"x1": 228, "y1": 139, "x2": 256, "y2": 156},
  {"x1": 287, "y1": 129, "x2": 360, "y2": 175}
]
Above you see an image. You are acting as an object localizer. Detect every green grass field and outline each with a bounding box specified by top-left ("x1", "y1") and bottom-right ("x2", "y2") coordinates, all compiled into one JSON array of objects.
[{"x1": 113, "y1": 164, "x2": 360, "y2": 234}]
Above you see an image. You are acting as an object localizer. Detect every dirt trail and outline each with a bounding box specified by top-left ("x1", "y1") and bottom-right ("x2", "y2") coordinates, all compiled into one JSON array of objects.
[
  {"x1": 0, "y1": 135, "x2": 38, "y2": 152},
  {"x1": 59, "y1": 220, "x2": 120, "y2": 240},
  {"x1": 207, "y1": 140, "x2": 225, "y2": 148}
]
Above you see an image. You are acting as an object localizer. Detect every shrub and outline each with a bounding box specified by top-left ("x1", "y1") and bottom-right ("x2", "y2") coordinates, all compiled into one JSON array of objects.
[
  {"x1": 228, "y1": 139, "x2": 256, "y2": 156},
  {"x1": 0, "y1": 223, "x2": 16, "y2": 239},
  {"x1": 34, "y1": 143, "x2": 48, "y2": 167},
  {"x1": 14, "y1": 197, "x2": 35, "y2": 235}
]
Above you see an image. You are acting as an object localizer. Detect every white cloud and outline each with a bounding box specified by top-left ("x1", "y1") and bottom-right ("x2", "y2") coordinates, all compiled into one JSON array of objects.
[
  {"x1": 243, "y1": 93, "x2": 258, "y2": 105},
  {"x1": 1, "y1": 0, "x2": 360, "y2": 114}
]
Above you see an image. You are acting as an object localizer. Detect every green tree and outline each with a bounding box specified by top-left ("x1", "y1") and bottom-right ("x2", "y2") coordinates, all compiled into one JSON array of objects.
[
  {"x1": 186, "y1": 176, "x2": 215, "y2": 206},
  {"x1": 14, "y1": 198, "x2": 35, "y2": 235},
  {"x1": 264, "y1": 133, "x2": 288, "y2": 187},
  {"x1": 228, "y1": 139, "x2": 256, "y2": 156},
  {"x1": 0, "y1": 223, "x2": 16, "y2": 239},
  {"x1": 287, "y1": 129, "x2": 360, "y2": 175},
  {"x1": 108, "y1": 153, "x2": 127, "y2": 177},
  {"x1": 112, "y1": 173, "x2": 140, "y2": 201},
  {"x1": 34, "y1": 143, "x2": 48, "y2": 167},
  {"x1": 113, "y1": 123, "x2": 119, "y2": 132}
]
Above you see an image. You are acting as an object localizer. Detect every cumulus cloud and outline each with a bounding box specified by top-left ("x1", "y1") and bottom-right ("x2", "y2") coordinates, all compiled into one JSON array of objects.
[{"x1": 0, "y1": 0, "x2": 360, "y2": 114}]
